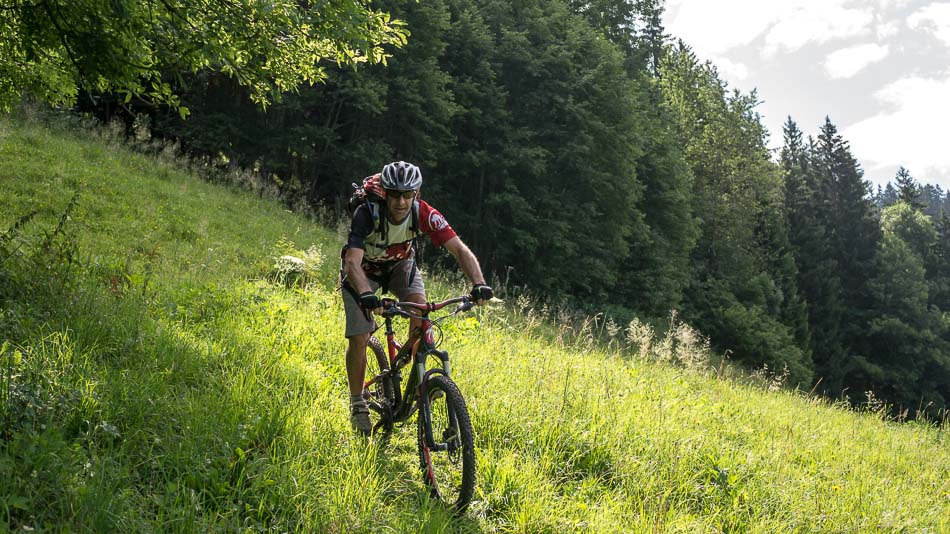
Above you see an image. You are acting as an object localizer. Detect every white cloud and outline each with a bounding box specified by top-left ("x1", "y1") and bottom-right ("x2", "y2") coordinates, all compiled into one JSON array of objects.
[
  {"x1": 876, "y1": 20, "x2": 900, "y2": 39},
  {"x1": 712, "y1": 57, "x2": 750, "y2": 81},
  {"x1": 664, "y1": 0, "x2": 777, "y2": 55},
  {"x1": 824, "y1": 43, "x2": 890, "y2": 79},
  {"x1": 665, "y1": 0, "x2": 876, "y2": 58},
  {"x1": 907, "y1": 2, "x2": 950, "y2": 46},
  {"x1": 844, "y1": 73, "x2": 950, "y2": 182},
  {"x1": 763, "y1": 4, "x2": 874, "y2": 56},
  {"x1": 876, "y1": 0, "x2": 912, "y2": 8}
]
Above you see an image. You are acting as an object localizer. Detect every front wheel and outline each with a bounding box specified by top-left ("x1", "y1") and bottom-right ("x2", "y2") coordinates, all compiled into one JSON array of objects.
[
  {"x1": 364, "y1": 336, "x2": 393, "y2": 434},
  {"x1": 417, "y1": 375, "x2": 475, "y2": 512}
]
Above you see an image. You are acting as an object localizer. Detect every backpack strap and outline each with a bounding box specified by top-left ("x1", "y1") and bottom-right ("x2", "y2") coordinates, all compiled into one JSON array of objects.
[
  {"x1": 411, "y1": 199, "x2": 420, "y2": 234},
  {"x1": 367, "y1": 201, "x2": 387, "y2": 243},
  {"x1": 405, "y1": 199, "x2": 421, "y2": 259}
]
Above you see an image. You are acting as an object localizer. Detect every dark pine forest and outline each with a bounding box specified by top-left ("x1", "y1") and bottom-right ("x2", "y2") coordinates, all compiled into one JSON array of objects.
[{"x1": 82, "y1": 0, "x2": 950, "y2": 418}]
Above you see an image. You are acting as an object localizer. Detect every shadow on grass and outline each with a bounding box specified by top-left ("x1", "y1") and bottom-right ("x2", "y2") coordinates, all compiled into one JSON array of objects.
[
  {"x1": 1, "y1": 258, "x2": 487, "y2": 531},
  {"x1": 367, "y1": 432, "x2": 484, "y2": 534}
]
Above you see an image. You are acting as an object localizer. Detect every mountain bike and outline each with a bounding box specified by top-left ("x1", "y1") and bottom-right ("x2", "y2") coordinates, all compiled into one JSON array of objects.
[{"x1": 363, "y1": 295, "x2": 477, "y2": 512}]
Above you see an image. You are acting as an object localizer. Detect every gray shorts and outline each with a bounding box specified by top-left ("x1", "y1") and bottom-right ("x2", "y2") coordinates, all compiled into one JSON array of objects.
[{"x1": 341, "y1": 259, "x2": 425, "y2": 337}]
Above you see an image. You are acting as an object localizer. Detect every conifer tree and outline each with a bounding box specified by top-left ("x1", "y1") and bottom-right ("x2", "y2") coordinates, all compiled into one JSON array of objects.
[
  {"x1": 568, "y1": 0, "x2": 639, "y2": 59},
  {"x1": 895, "y1": 166, "x2": 925, "y2": 211},
  {"x1": 567, "y1": 0, "x2": 665, "y2": 75},
  {"x1": 779, "y1": 117, "x2": 825, "y2": 363},
  {"x1": 922, "y1": 184, "x2": 944, "y2": 218},
  {"x1": 811, "y1": 117, "x2": 881, "y2": 394},
  {"x1": 881, "y1": 182, "x2": 899, "y2": 207},
  {"x1": 635, "y1": 0, "x2": 667, "y2": 76}
]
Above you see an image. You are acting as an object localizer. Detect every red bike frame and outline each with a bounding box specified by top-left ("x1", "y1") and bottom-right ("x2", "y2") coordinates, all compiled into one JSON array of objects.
[{"x1": 363, "y1": 296, "x2": 471, "y2": 423}]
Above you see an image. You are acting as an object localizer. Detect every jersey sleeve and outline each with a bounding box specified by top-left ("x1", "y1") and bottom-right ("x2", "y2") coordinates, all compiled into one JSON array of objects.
[
  {"x1": 346, "y1": 204, "x2": 375, "y2": 250},
  {"x1": 418, "y1": 200, "x2": 458, "y2": 247}
]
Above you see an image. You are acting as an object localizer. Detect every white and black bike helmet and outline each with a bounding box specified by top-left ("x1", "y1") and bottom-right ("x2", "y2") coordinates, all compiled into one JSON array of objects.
[{"x1": 380, "y1": 161, "x2": 423, "y2": 191}]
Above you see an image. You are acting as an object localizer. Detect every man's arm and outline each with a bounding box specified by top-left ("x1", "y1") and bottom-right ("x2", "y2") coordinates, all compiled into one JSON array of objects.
[
  {"x1": 343, "y1": 204, "x2": 378, "y2": 300},
  {"x1": 443, "y1": 237, "x2": 485, "y2": 285},
  {"x1": 343, "y1": 247, "x2": 373, "y2": 294},
  {"x1": 343, "y1": 247, "x2": 384, "y2": 314},
  {"x1": 443, "y1": 237, "x2": 493, "y2": 305}
]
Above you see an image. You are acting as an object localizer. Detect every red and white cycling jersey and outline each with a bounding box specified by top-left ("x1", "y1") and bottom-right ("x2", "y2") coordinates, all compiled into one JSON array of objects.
[{"x1": 344, "y1": 199, "x2": 457, "y2": 273}]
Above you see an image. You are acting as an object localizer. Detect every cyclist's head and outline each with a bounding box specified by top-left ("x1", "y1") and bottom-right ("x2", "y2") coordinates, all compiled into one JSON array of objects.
[{"x1": 381, "y1": 161, "x2": 422, "y2": 192}]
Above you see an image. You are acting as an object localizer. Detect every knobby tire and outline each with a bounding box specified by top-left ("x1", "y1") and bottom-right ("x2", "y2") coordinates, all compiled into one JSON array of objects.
[
  {"x1": 365, "y1": 336, "x2": 394, "y2": 434},
  {"x1": 417, "y1": 375, "x2": 475, "y2": 512}
]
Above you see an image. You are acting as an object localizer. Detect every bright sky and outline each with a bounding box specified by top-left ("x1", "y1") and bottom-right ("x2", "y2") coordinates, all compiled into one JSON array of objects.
[{"x1": 664, "y1": 0, "x2": 950, "y2": 190}]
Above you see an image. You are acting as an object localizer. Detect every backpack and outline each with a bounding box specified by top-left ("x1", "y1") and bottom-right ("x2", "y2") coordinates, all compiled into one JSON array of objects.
[{"x1": 349, "y1": 173, "x2": 420, "y2": 242}]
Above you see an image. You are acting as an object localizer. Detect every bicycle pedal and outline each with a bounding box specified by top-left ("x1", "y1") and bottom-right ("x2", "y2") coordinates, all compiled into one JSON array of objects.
[{"x1": 373, "y1": 419, "x2": 393, "y2": 435}]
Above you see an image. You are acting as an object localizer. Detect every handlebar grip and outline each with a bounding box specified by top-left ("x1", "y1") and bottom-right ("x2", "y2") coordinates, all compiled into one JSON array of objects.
[{"x1": 380, "y1": 298, "x2": 414, "y2": 319}]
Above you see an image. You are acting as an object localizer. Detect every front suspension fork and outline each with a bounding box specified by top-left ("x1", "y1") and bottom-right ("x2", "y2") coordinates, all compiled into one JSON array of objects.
[{"x1": 418, "y1": 349, "x2": 459, "y2": 452}]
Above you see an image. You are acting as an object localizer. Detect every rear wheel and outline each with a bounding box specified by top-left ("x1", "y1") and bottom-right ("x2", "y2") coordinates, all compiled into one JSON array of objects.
[
  {"x1": 417, "y1": 375, "x2": 475, "y2": 512},
  {"x1": 364, "y1": 336, "x2": 393, "y2": 434}
]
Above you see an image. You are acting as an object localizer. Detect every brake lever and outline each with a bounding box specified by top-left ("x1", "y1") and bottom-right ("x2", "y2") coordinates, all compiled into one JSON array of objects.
[
  {"x1": 454, "y1": 301, "x2": 476, "y2": 314},
  {"x1": 380, "y1": 298, "x2": 403, "y2": 318}
]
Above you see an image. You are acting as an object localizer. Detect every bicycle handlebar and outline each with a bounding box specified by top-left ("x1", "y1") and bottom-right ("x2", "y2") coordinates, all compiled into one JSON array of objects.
[{"x1": 380, "y1": 295, "x2": 474, "y2": 319}]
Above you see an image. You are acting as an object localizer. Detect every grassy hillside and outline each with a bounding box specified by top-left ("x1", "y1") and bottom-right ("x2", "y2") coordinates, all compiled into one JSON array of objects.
[{"x1": 1, "y1": 113, "x2": 949, "y2": 533}]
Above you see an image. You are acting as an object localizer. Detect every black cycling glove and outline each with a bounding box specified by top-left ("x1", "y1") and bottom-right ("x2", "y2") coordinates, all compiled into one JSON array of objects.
[
  {"x1": 471, "y1": 284, "x2": 493, "y2": 302},
  {"x1": 359, "y1": 291, "x2": 381, "y2": 310}
]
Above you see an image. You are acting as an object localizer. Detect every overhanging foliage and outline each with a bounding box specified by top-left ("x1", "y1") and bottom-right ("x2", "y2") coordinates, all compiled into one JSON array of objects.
[{"x1": 0, "y1": 0, "x2": 408, "y2": 113}]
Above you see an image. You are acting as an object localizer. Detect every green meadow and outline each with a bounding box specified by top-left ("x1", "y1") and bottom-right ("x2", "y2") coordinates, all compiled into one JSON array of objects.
[{"x1": 1, "y1": 114, "x2": 949, "y2": 532}]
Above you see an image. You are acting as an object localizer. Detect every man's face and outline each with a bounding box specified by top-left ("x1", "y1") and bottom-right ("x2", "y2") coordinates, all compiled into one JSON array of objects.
[{"x1": 385, "y1": 188, "x2": 417, "y2": 222}]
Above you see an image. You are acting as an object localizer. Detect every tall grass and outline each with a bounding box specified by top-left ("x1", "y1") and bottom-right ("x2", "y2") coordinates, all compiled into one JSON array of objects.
[{"x1": 1, "y1": 113, "x2": 949, "y2": 532}]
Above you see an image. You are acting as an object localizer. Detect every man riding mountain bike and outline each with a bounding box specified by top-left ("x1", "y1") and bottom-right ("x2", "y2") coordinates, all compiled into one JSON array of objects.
[{"x1": 340, "y1": 161, "x2": 493, "y2": 436}]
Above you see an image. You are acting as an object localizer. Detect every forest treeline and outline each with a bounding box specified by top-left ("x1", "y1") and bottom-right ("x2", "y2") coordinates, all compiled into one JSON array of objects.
[{"x1": 74, "y1": 0, "x2": 950, "y2": 417}]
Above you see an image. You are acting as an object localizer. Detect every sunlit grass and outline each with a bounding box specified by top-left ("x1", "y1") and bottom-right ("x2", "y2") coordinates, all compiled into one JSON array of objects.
[{"x1": 1, "y1": 114, "x2": 949, "y2": 532}]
